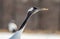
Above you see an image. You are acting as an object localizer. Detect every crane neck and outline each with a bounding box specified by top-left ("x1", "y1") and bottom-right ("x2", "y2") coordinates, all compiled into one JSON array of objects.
[{"x1": 18, "y1": 12, "x2": 32, "y2": 30}]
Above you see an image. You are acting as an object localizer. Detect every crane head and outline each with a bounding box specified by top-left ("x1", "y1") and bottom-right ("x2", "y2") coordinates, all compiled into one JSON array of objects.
[{"x1": 27, "y1": 7, "x2": 48, "y2": 16}]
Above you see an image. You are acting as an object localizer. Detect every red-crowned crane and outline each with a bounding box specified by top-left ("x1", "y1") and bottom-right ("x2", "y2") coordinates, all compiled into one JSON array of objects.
[{"x1": 10, "y1": 7, "x2": 48, "y2": 39}]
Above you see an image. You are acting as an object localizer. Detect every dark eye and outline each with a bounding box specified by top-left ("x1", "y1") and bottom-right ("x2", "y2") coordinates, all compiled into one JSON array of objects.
[{"x1": 33, "y1": 7, "x2": 37, "y2": 10}]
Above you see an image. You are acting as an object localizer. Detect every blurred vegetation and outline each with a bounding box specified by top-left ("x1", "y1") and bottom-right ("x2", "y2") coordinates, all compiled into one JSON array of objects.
[{"x1": 0, "y1": 0, "x2": 60, "y2": 33}]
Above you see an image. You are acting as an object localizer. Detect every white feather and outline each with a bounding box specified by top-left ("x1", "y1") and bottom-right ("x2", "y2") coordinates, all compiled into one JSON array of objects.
[
  {"x1": 28, "y1": 7, "x2": 34, "y2": 12},
  {"x1": 8, "y1": 22, "x2": 17, "y2": 32}
]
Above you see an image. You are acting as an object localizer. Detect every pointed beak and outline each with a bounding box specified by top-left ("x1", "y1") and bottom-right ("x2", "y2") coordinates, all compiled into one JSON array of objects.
[
  {"x1": 33, "y1": 8, "x2": 48, "y2": 15},
  {"x1": 39, "y1": 8, "x2": 48, "y2": 11}
]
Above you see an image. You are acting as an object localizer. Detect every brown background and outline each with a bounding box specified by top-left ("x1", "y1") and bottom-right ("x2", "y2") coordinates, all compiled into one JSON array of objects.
[{"x1": 0, "y1": 0, "x2": 60, "y2": 32}]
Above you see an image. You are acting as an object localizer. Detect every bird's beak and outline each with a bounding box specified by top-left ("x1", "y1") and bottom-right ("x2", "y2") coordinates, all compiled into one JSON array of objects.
[
  {"x1": 39, "y1": 8, "x2": 48, "y2": 11},
  {"x1": 33, "y1": 8, "x2": 48, "y2": 15}
]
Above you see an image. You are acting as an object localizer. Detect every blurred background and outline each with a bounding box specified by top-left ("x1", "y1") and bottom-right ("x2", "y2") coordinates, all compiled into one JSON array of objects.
[{"x1": 0, "y1": 0, "x2": 60, "y2": 33}]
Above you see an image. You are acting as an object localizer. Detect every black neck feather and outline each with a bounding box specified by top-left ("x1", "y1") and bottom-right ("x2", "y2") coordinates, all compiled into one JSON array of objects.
[{"x1": 18, "y1": 12, "x2": 32, "y2": 30}]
